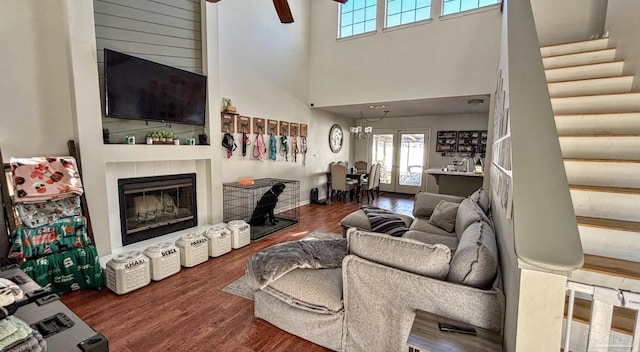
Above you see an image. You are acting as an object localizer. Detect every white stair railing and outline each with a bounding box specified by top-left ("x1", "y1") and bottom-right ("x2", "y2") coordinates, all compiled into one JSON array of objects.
[{"x1": 565, "y1": 281, "x2": 640, "y2": 351}]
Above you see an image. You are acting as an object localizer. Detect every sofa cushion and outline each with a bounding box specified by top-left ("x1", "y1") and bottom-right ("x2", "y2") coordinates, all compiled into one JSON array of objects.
[
  {"x1": 428, "y1": 200, "x2": 459, "y2": 232},
  {"x1": 413, "y1": 192, "x2": 465, "y2": 218},
  {"x1": 340, "y1": 209, "x2": 413, "y2": 231},
  {"x1": 470, "y1": 188, "x2": 490, "y2": 215},
  {"x1": 455, "y1": 198, "x2": 491, "y2": 240},
  {"x1": 347, "y1": 228, "x2": 451, "y2": 279},
  {"x1": 408, "y1": 218, "x2": 455, "y2": 237},
  {"x1": 402, "y1": 230, "x2": 458, "y2": 251},
  {"x1": 266, "y1": 268, "x2": 343, "y2": 313},
  {"x1": 447, "y1": 221, "x2": 498, "y2": 289}
]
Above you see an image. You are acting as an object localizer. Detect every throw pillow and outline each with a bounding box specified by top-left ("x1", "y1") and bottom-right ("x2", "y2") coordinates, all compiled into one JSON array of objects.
[
  {"x1": 469, "y1": 188, "x2": 490, "y2": 215},
  {"x1": 428, "y1": 200, "x2": 459, "y2": 232}
]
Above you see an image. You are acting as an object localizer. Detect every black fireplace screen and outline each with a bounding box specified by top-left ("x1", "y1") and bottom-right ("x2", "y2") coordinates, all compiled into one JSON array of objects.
[{"x1": 118, "y1": 173, "x2": 197, "y2": 246}]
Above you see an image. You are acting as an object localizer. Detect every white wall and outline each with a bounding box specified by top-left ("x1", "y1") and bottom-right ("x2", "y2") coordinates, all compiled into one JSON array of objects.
[
  {"x1": 353, "y1": 114, "x2": 488, "y2": 193},
  {"x1": 605, "y1": 0, "x2": 640, "y2": 91},
  {"x1": 216, "y1": 0, "x2": 352, "y2": 200},
  {"x1": 309, "y1": 1, "x2": 501, "y2": 108},
  {"x1": 531, "y1": 0, "x2": 607, "y2": 46},
  {"x1": 0, "y1": 1, "x2": 74, "y2": 159}
]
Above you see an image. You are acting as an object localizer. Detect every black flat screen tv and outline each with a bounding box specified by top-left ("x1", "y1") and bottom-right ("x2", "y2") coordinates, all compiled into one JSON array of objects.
[{"x1": 104, "y1": 49, "x2": 207, "y2": 126}]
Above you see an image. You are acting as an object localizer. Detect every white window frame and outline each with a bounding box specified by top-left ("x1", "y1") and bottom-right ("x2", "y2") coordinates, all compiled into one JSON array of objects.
[
  {"x1": 337, "y1": 0, "x2": 378, "y2": 39},
  {"x1": 384, "y1": 0, "x2": 433, "y2": 29},
  {"x1": 440, "y1": 0, "x2": 500, "y2": 17}
]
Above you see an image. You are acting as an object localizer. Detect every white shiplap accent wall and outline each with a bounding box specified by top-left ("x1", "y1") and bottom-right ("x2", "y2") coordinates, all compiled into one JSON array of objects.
[
  {"x1": 94, "y1": 0, "x2": 204, "y2": 143},
  {"x1": 94, "y1": 0, "x2": 201, "y2": 73}
]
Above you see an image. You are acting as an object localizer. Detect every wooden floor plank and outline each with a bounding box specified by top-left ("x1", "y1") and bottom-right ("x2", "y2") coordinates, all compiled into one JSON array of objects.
[{"x1": 61, "y1": 194, "x2": 415, "y2": 351}]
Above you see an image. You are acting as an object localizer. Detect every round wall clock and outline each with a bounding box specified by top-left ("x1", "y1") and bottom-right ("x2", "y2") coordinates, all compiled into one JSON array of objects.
[{"x1": 329, "y1": 124, "x2": 343, "y2": 153}]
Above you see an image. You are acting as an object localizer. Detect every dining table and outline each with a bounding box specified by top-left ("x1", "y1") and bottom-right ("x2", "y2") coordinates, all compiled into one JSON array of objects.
[{"x1": 325, "y1": 172, "x2": 368, "y2": 201}]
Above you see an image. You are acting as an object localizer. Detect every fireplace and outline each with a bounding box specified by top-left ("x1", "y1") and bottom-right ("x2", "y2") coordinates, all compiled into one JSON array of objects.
[{"x1": 118, "y1": 173, "x2": 197, "y2": 246}]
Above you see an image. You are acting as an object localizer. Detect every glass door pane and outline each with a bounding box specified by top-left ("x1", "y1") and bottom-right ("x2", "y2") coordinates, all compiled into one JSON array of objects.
[
  {"x1": 371, "y1": 134, "x2": 394, "y2": 192},
  {"x1": 396, "y1": 133, "x2": 426, "y2": 194}
]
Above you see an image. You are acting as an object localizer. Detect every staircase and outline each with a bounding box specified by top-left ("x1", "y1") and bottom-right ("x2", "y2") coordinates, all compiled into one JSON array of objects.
[{"x1": 541, "y1": 37, "x2": 640, "y2": 341}]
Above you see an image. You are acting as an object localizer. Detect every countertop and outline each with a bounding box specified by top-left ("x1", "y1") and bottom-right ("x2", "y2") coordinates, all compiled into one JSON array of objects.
[{"x1": 425, "y1": 167, "x2": 484, "y2": 177}]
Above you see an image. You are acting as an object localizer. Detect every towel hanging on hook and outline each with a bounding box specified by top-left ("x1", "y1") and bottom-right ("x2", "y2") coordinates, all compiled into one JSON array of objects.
[
  {"x1": 241, "y1": 132, "x2": 250, "y2": 157},
  {"x1": 280, "y1": 135, "x2": 288, "y2": 161},
  {"x1": 222, "y1": 132, "x2": 236, "y2": 159},
  {"x1": 269, "y1": 134, "x2": 277, "y2": 161},
  {"x1": 253, "y1": 133, "x2": 266, "y2": 160},
  {"x1": 300, "y1": 136, "x2": 307, "y2": 166}
]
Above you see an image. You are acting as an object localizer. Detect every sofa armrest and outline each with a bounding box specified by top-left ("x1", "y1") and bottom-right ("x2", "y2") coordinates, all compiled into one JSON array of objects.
[
  {"x1": 346, "y1": 228, "x2": 450, "y2": 279},
  {"x1": 342, "y1": 255, "x2": 504, "y2": 352},
  {"x1": 413, "y1": 192, "x2": 465, "y2": 218}
]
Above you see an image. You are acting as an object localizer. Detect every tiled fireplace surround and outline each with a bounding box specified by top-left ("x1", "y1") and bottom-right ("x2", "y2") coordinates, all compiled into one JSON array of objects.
[{"x1": 101, "y1": 160, "x2": 211, "y2": 265}]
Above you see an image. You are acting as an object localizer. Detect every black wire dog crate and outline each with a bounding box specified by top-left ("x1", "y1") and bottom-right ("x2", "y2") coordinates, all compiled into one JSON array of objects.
[{"x1": 223, "y1": 178, "x2": 300, "y2": 240}]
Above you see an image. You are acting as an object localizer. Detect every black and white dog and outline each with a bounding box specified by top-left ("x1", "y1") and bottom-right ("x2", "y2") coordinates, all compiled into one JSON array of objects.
[{"x1": 250, "y1": 183, "x2": 286, "y2": 226}]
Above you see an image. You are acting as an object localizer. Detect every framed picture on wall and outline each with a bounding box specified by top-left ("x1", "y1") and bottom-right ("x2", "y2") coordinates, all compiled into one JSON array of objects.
[
  {"x1": 300, "y1": 124, "x2": 308, "y2": 137},
  {"x1": 237, "y1": 116, "x2": 251, "y2": 134},
  {"x1": 279, "y1": 121, "x2": 289, "y2": 136},
  {"x1": 220, "y1": 113, "x2": 236, "y2": 133},
  {"x1": 290, "y1": 123, "x2": 299, "y2": 137},
  {"x1": 267, "y1": 119, "x2": 279, "y2": 135},
  {"x1": 253, "y1": 117, "x2": 266, "y2": 134}
]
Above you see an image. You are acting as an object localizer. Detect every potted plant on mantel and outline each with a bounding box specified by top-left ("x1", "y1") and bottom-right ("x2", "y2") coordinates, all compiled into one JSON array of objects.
[{"x1": 147, "y1": 130, "x2": 177, "y2": 144}]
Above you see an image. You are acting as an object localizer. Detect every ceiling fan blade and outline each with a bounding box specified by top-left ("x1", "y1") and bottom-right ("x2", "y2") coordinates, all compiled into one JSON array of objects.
[
  {"x1": 206, "y1": 0, "x2": 222, "y2": 2},
  {"x1": 273, "y1": 0, "x2": 294, "y2": 23},
  {"x1": 333, "y1": 0, "x2": 348, "y2": 3}
]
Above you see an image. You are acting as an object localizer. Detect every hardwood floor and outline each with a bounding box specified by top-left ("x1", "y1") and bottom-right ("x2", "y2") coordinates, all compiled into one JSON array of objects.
[{"x1": 62, "y1": 194, "x2": 415, "y2": 352}]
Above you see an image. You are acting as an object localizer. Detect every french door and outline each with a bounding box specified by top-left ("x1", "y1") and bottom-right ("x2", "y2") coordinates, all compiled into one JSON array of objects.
[{"x1": 371, "y1": 129, "x2": 430, "y2": 194}]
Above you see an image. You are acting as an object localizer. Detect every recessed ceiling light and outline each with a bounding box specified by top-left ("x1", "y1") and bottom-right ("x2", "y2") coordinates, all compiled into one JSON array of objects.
[
  {"x1": 467, "y1": 99, "x2": 484, "y2": 105},
  {"x1": 369, "y1": 104, "x2": 386, "y2": 109}
]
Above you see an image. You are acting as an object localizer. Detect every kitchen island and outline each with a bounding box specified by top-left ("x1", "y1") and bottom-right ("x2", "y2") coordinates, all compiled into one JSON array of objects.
[{"x1": 425, "y1": 168, "x2": 484, "y2": 197}]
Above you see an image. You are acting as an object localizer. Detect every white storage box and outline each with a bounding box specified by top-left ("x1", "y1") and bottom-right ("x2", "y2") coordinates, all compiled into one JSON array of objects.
[
  {"x1": 227, "y1": 220, "x2": 250, "y2": 249},
  {"x1": 203, "y1": 225, "x2": 232, "y2": 257},
  {"x1": 143, "y1": 242, "x2": 181, "y2": 281},
  {"x1": 106, "y1": 251, "x2": 151, "y2": 295},
  {"x1": 175, "y1": 232, "x2": 209, "y2": 267}
]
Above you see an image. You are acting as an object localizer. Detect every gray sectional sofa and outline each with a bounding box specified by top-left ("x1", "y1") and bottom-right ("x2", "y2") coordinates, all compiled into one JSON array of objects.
[{"x1": 249, "y1": 189, "x2": 504, "y2": 352}]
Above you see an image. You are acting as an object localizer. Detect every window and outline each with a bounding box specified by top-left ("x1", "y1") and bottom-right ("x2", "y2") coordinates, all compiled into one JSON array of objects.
[
  {"x1": 442, "y1": 0, "x2": 498, "y2": 16},
  {"x1": 340, "y1": 0, "x2": 377, "y2": 38},
  {"x1": 386, "y1": 0, "x2": 431, "y2": 28}
]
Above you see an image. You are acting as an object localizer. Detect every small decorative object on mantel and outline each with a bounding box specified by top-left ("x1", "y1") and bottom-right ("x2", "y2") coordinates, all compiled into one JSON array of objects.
[
  {"x1": 147, "y1": 130, "x2": 177, "y2": 144},
  {"x1": 222, "y1": 97, "x2": 236, "y2": 113}
]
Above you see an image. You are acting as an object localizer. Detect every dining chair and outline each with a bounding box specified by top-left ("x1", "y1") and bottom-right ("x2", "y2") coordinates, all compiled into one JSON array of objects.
[
  {"x1": 360, "y1": 163, "x2": 379, "y2": 202},
  {"x1": 354, "y1": 160, "x2": 368, "y2": 174},
  {"x1": 330, "y1": 163, "x2": 358, "y2": 201},
  {"x1": 372, "y1": 162, "x2": 382, "y2": 197}
]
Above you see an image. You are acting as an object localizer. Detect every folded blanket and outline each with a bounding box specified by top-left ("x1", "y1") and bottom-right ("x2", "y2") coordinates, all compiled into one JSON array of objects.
[
  {"x1": 14, "y1": 196, "x2": 82, "y2": 228},
  {"x1": 0, "y1": 317, "x2": 32, "y2": 351},
  {"x1": 9, "y1": 215, "x2": 91, "y2": 260},
  {"x1": 10, "y1": 156, "x2": 83, "y2": 203},
  {"x1": 246, "y1": 238, "x2": 347, "y2": 290},
  {"x1": 361, "y1": 205, "x2": 408, "y2": 237},
  {"x1": 3, "y1": 330, "x2": 46, "y2": 352},
  {"x1": 21, "y1": 245, "x2": 104, "y2": 295}
]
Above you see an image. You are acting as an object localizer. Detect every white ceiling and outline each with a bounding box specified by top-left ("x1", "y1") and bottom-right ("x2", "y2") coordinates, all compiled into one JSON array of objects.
[{"x1": 315, "y1": 94, "x2": 491, "y2": 119}]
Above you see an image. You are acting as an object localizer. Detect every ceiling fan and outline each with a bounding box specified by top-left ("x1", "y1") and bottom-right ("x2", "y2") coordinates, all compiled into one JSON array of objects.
[{"x1": 207, "y1": 0, "x2": 348, "y2": 24}]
